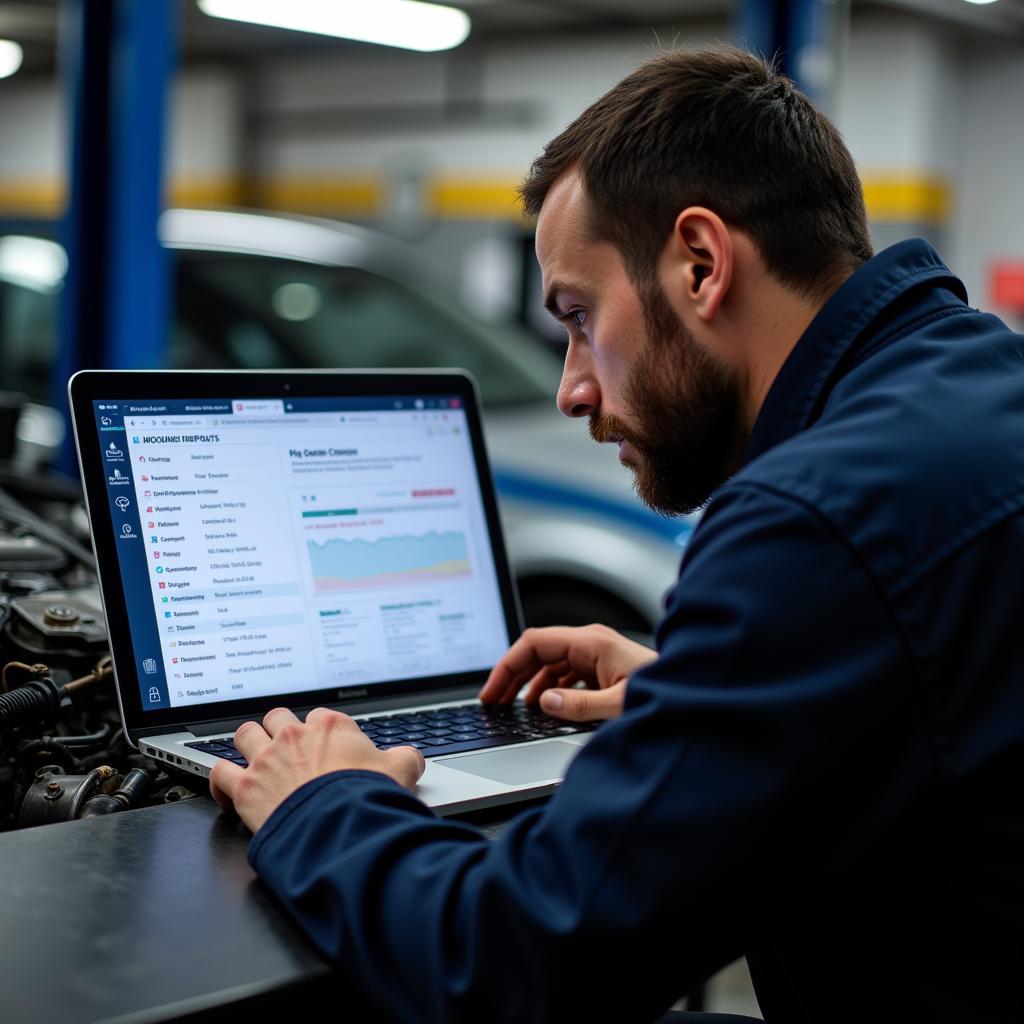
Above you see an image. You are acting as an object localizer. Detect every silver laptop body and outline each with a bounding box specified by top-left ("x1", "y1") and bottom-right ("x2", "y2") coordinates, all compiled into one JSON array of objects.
[{"x1": 69, "y1": 369, "x2": 590, "y2": 816}]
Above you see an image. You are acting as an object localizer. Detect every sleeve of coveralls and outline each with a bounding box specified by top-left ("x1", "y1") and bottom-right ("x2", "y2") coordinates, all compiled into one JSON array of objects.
[{"x1": 247, "y1": 482, "x2": 926, "y2": 1023}]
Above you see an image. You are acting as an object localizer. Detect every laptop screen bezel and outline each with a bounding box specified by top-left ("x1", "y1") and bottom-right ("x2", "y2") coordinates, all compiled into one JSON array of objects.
[{"x1": 69, "y1": 369, "x2": 522, "y2": 742}]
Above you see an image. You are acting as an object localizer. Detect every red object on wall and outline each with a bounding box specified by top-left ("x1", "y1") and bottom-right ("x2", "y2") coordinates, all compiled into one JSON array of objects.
[{"x1": 990, "y1": 263, "x2": 1024, "y2": 313}]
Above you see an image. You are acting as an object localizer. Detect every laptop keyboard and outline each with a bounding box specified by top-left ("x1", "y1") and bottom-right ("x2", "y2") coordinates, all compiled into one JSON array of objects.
[{"x1": 186, "y1": 703, "x2": 598, "y2": 768}]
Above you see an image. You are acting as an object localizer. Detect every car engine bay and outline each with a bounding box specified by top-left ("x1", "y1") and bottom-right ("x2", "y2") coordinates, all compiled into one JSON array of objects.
[{"x1": 0, "y1": 412, "x2": 207, "y2": 832}]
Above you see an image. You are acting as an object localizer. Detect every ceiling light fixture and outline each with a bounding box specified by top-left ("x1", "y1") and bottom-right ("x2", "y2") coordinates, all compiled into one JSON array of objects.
[
  {"x1": 197, "y1": 0, "x2": 471, "y2": 53},
  {"x1": 960, "y1": 0, "x2": 1001, "y2": 5},
  {"x1": 0, "y1": 40, "x2": 24, "y2": 80}
]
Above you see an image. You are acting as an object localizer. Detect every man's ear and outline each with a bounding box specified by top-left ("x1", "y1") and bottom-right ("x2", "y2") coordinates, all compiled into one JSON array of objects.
[{"x1": 666, "y1": 207, "x2": 733, "y2": 323}]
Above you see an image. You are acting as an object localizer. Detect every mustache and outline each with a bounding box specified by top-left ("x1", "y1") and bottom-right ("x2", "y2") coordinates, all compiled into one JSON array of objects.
[{"x1": 588, "y1": 411, "x2": 635, "y2": 445}]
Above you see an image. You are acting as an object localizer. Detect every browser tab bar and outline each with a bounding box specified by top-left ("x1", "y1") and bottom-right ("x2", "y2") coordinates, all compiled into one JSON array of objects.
[{"x1": 230, "y1": 399, "x2": 284, "y2": 416}]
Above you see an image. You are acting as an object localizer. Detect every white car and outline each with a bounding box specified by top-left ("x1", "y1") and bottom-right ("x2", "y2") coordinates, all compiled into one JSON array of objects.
[{"x1": 0, "y1": 210, "x2": 694, "y2": 631}]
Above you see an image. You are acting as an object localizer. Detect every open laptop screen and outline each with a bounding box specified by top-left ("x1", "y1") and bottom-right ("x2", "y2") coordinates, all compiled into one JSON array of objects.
[{"x1": 86, "y1": 392, "x2": 511, "y2": 714}]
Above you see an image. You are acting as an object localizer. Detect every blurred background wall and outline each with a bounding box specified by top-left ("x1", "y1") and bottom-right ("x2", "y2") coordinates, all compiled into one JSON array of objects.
[{"x1": 1, "y1": 0, "x2": 1023, "y2": 333}]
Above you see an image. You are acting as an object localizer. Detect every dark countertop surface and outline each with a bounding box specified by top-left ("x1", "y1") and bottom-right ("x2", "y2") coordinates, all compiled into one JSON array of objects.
[{"x1": 0, "y1": 792, "x2": 536, "y2": 1023}]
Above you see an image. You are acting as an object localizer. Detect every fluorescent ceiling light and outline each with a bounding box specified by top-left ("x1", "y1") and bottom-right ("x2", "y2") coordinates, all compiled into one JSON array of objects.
[
  {"x1": 0, "y1": 40, "x2": 23, "y2": 79},
  {"x1": 197, "y1": 0, "x2": 471, "y2": 53},
  {"x1": 0, "y1": 236, "x2": 68, "y2": 293},
  {"x1": 960, "y1": 0, "x2": 1000, "y2": 5}
]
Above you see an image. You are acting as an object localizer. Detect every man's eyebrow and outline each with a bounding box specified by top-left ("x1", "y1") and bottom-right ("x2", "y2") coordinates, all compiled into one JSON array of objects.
[
  {"x1": 543, "y1": 280, "x2": 585, "y2": 319},
  {"x1": 543, "y1": 287, "x2": 565, "y2": 319}
]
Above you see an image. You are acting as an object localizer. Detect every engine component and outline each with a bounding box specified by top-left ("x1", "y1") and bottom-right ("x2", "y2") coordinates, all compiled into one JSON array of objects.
[
  {"x1": 0, "y1": 659, "x2": 50, "y2": 691},
  {"x1": 7, "y1": 586, "x2": 107, "y2": 655},
  {"x1": 163, "y1": 784, "x2": 200, "y2": 803},
  {"x1": 0, "y1": 477, "x2": 212, "y2": 830},
  {"x1": 0, "y1": 674, "x2": 70, "y2": 729},
  {"x1": 0, "y1": 535, "x2": 66, "y2": 573},
  {"x1": 0, "y1": 485, "x2": 96, "y2": 570},
  {"x1": 20, "y1": 764, "x2": 119, "y2": 827},
  {"x1": 79, "y1": 767, "x2": 155, "y2": 818},
  {"x1": 64, "y1": 655, "x2": 113, "y2": 695},
  {"x1": 0, "y1": 573, "x2": 62, "y2": 598}
]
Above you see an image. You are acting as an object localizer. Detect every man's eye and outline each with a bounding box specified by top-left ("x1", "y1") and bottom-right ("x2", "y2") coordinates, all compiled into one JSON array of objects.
[{"x1": 569, "y1": 309, "x2": 587, "y2": 329}]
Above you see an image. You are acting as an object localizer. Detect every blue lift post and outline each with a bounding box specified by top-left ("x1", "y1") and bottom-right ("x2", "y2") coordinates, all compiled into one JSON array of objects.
[
  {"x1": 55, "y1": 0, "x2": 176, "y2": 472},
  {"x1": 735, "y1": 0, "x2": 849, "y2": 113}
]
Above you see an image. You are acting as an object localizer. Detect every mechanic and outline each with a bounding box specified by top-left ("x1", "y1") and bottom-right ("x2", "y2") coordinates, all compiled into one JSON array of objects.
[{"x1": 209, "y1": 47, "x2": 1024, "y2": 1022}]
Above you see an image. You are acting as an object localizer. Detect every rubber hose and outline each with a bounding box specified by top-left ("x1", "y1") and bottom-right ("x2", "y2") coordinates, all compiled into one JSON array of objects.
[
  {"x1": 79, "y1": 768, "x2": 154, "y2": 818},
  {"x1": 114, "y1": 767, "x2": 154, "y2": 807},
  {"x1": 43, "y1": 724, "x2": 112, "y2": 747},
  {"x1": 0, "y1": 677, "x2": 64, "y2": 728},
  {"x1": 17, "y1": 739, "x2": 78, "y2": 771}
]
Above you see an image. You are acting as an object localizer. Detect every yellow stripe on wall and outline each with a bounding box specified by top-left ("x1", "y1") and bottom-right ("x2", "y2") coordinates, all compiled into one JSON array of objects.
[
  {"x1": 255, "y1": 176, "x2": 386, "y2": 217},
  {"x1": 172, "y1": 176, "x2": 398, "y2": 212},
  {"x1": 0, "y1": 175, "x2": 387, "y2": 219},
  {"x1": 0, "y1": 179, "x2": 250, "y2": 216},
  {"x1": 425, "y1": 174, "x2": 954, "y2": 226},
  {"x1": 168, "y1": 177, "x2": 248, "y2": 209},
  {"x1": 860, "y1": 175, "x2": 952, "y2": 225},
  {"x1": 0, "y1": 172, "x2": 953, "y2": 227},
  {"x1": 425, "y1": 177, "x2": 525, "y2": 220},
  {"x1": 0, "y1": 181, "x2": 66, "y2": 217}
]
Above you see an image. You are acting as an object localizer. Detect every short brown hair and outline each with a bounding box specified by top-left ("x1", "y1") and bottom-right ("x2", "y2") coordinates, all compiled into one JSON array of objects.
[{"x1": 520, "y1": 46, "x2": 872, "y2": 299}]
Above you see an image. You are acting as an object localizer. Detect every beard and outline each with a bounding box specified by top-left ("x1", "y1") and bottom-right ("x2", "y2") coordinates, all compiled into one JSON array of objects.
[{"x1": 589, "y1": 281, "x2": 748, "y2": 516}]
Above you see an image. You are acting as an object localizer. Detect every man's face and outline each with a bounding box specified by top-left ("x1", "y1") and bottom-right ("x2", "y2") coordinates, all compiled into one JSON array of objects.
[{"x1": 536, "y1": 172, "x2": 747, "y2": 515}]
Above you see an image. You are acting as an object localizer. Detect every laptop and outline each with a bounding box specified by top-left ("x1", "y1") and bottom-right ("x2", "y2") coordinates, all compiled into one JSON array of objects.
[{"x1": 69, "y1": 369, "x2": 595, "y2": 815}]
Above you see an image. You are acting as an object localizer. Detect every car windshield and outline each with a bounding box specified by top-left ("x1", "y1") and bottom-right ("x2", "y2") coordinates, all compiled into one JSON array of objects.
[
  {"x1": 0, "y1": 228, "x2": 563, "y2": 411},
  {"x1": 171, "y1": 253, "x2": 561, "y2": 408}
]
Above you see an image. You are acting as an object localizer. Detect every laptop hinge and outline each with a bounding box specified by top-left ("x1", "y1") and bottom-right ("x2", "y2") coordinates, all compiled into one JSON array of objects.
[{"x1": 184, "y1": 685, "x2": 483, "y2": 737}]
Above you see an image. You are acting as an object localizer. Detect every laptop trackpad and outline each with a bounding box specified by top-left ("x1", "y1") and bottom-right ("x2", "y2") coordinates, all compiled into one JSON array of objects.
[{"x1": 436, "y1": 741, "x2": 581, "y2": 786}]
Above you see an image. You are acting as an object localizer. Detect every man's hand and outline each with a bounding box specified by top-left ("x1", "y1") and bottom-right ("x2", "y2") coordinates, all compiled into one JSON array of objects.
[
  {"x1": 479, "y1": 624, "x2": 657, "y2": 721},
  {"x1": 209, "y1": 706, "x2": 425, "y2": 834}
]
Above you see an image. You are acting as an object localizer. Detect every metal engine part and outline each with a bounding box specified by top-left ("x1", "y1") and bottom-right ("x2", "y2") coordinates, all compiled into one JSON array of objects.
[
  {"x1": 7, "y1": 586, "x2": 108, "y2": 654},
  {"x1": 0, "y1": 535, "x2": 67, "y2": 573},
  {"x1": 0, "y1": 482, "x2": 211, "y2": 830},
  {"x1": 20, "y1": 764, "x2": 120, "y2": 827}
]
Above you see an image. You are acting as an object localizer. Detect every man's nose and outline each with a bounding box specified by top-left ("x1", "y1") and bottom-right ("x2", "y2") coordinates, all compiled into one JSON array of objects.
[{"x1": 556, "y1": 345, "x2": 599, "y2": 419}]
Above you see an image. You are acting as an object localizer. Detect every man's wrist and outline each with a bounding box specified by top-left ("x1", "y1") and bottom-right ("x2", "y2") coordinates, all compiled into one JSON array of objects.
[{"x1": 247, "y1": 768, "x2": 404, "y2": 864}]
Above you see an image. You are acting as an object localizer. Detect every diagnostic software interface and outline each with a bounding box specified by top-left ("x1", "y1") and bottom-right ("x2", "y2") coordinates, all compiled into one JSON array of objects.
[{"x1": 90, "y1": 396, "x2": 509, "y2": 712}]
